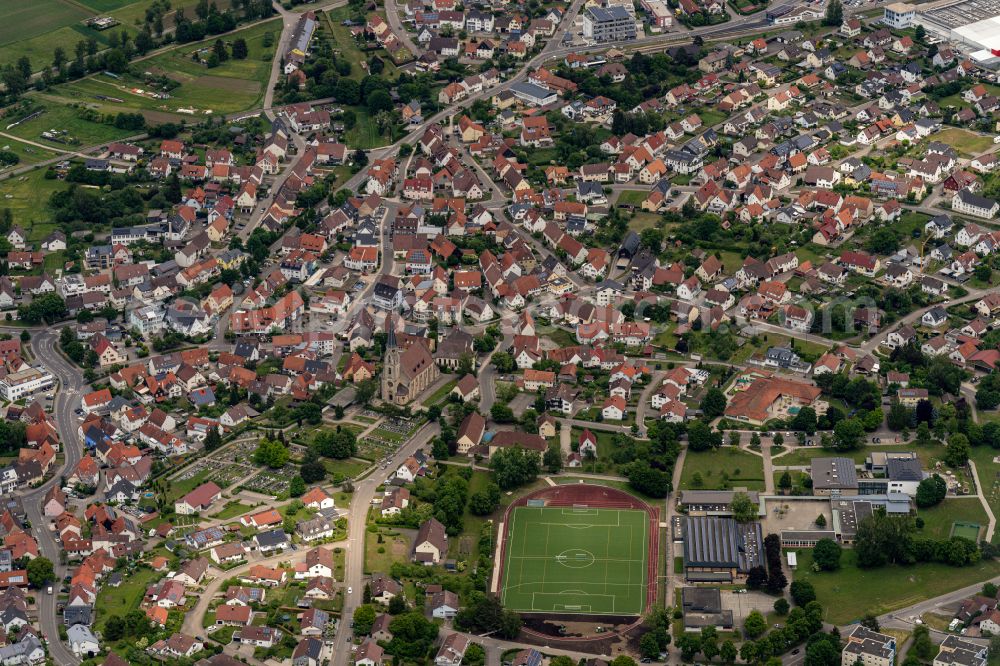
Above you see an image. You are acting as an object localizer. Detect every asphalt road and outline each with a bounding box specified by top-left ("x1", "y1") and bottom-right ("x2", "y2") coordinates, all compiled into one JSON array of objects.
[
  {"x1": 330, "y1": 419, "x2": 441, "y2": 666},
  {"x1": 20, "y1": 328, "x2": 86, "y2": 666}
]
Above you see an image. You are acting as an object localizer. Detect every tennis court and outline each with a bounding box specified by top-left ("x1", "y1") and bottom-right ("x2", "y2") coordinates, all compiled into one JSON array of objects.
[
  {"x1": 500, "y1": 506, "x2": 649, "y2": 615},
  {"x1": 951, "y1": 521, "x2": 982, "y2": 541}
]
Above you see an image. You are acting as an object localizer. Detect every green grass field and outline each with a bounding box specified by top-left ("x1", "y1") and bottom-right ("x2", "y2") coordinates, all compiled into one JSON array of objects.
[
  {"x1": 0, "y1": 168, "x2": 75, "y2": 233},
  {"x1": 680, "y1": 447, "x2": 766, "y2": 491},
  {"x1": 500, "y1": 506, "x2": 648, "y2": 615},
  {"x1": 793, "y1": 548, "x2": 1000, "y2": 624},
  {"x1": 916, "y1": 499, "x2": 988, "y2": 541},
  {"x1": 44, "y1": 18, "x2": 280, "y2": 117},
  {"x1": 0, "y1": 137, "x2": 60, "y2": 167},
  {"x1": 6, "y1": 100, "x2": 135, "y2": 149},
  {"x1": 933, "y1": 128, "x2": 994, "y2": 157},
  {"x1": 617, "y1": 190, "x2": 647, "y2": 206}
]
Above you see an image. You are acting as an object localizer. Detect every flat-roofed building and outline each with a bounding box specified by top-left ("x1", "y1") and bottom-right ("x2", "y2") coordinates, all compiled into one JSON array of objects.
[
  {"x1": 934, "y1": 636, "x2": 987, "y2": 666},
  {"x1": 842, "y1": 625, "x2": 896, "y2": 666},
  {"x1": 810, "y1": 457, "x2": 858, "y2": 496}
]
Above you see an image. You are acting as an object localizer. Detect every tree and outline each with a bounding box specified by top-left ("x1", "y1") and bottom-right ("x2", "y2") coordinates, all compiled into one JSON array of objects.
[
  {"x1": 833, "y1": 418, "x2": 865, "y2": 451},
  {"x1": 779, "y1": 471, "x2": 793, "y2": 492},
  {"x1": 640, "y1": 632, "x2": 661, "y2": 659},
  {"x1": 213, "y1": 39, "x2": 228, "y2": 61},
  {"x1": 688, "y1": 420, "x2": 722, "y2": 452},
  {"x1": 232, "y1": 37, "x2": 248, "y2": 59},
  {"x1": 792, "y1": 406, "x2": 817, "y2": 434},
  {"x1": 860, "y1": 612, "x2": 880, "y2": 632},
  {"x1": 813, "y1": 538, "x2": 842, "y2": 571},
  {"x1": 469, "y1": 483, "x2": 501, "y2": 515},
  {"x1": 625, "y1": 461, "x2": 672, "y2": 498},
  {"x1": 915, "y1": 474, "x2": 948, "y2": 508},
  {"x1": 104, "y1": 615, "x2": 125, "y2": 641},
  {"x1": 492, "y1": 351, "x2": 515, "y2": 373},
  {"x1": 610, "y1": 657, "x2": 637, "y2": 666},
  {"x1": 18, "y1": 293, "x2": 67, "y2": 324},
  {"x1": 824, "y1": 0, "x2": 843, "y2": 25},
  {"x1": 490, "y1": 404, "x2": 515, "y2": 423},
  {"x1": 543, "y1": 444, "x2": 562, "y2": 473},
  {"x1": 790, "y1": 580, "x2": 816, "y2": 606},
  {"x1": 254, "y1": 438, "x2": 289, "y2": 468},
  {"x1": 353, "y1": 604, "x2": 377, "y2": 636},
  {"x1": 356, "y1": 379, "x2": 377, "y2": 405},
  {"x1": 855, "y1": 510, "x2": 916, "y2": 568},
  {"x1": 887, "y1": 401, "x2": 911, "y2": 431},
  {"x1": 315, "y1": 428, "x2": 357, "y2": 459},
  {"x1": 746, "y1": 565, "x2": 767, "y2": 590},
  {"x1": 388, "y1": 594, "x2": 407, "y2": 615},
  {"x1": 700, "y1": 388, "x2": 726, "y2": 419},
  {"x1": 26, "y1": 557, "x2": 54, "y2": 588},
  {"x1": 912, "y1": 625, "x2": 934, "y2": 660},
  {"x1": 773, "y1": 598, "x2": 790, "y2": 615},
  {"x1": 203, "y1": 428, "x2": 222, "y2": 452},
  {"x1": 730, "y1": 491, "x2": 758, "y2": 522},
  {"x1": 491, "y1": 446, "x2": 540, "y2": 490},
  {"x1": 300, "y1": 455, "x2": 326, "y2": 483},
  {"x1": 720, "y1": 640, "x2": 738, "y2": 665},
  {"x1": 289, "y1": 475, "x2": 306, "y2": 497},
  {"x1": 946, "y1": 434, "x2": 970, "y2": 468},
  {"x1": 805, "y1": 633, "x2": 842, "y2": 666},
  {"x1": 387, "y1": 612, "x2": 439, "y2": 660},
  {"x1": 744, "y1": 610, "x2": 767, "y2": 638}
]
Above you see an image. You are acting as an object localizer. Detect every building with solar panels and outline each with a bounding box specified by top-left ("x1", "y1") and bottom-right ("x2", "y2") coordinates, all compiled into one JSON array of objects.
[{"x1": 681, "y1": 516, "x2": 764, "y2": 583}]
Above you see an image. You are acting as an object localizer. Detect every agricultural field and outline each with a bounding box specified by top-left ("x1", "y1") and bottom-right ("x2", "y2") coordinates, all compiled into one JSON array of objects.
[
  {"x1": 500, "y1": 506, "x2": 649, "y2": 615},
  {"x1": 0, "y1": 0, "x2": 104, "y2": 72}
]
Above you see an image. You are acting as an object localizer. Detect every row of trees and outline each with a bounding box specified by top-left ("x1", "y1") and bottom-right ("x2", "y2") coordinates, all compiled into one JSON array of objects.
[{"x1": 855, "y1": 509, "x2": 982, "y2": 568}]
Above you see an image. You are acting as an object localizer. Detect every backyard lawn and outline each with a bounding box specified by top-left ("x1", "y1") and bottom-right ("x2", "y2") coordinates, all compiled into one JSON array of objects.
[
  {"x1": 679, "y1": 446, "x2": 766, "y2": 491},
  {"x1": 211, "y1": 501, "x2": 254, "y2": 521},
  {"x1": 793, "y1": 549, "x2": 1000, "y2": 624},
  {"x1": 365, "y1": 527, "x2": 412, "y2": 575},
  {"x1": 95, "y1": 566, "x2": 162, "y2": 630},
  {"x1": 629, "y1": 212, "x2": 662, "y2": 232},
  {"x1": 617, "y1": 190, "x2": 648, "y2": 206}
]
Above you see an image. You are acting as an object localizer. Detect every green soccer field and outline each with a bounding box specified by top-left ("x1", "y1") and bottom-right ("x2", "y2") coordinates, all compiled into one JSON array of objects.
[{"x1": 500, "y1": 506, "x2": 649, "y2": 615}]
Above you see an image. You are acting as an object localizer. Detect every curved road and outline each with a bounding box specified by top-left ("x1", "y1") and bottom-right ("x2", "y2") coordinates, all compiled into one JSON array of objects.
[{"x1": 20, "y1": 328, "x2": 86, "y2": 666}]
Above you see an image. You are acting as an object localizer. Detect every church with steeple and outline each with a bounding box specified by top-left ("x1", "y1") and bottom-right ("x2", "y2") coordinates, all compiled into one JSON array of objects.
[{"x1": 381, "y1": 317, "x2": 439, "y2": 406}]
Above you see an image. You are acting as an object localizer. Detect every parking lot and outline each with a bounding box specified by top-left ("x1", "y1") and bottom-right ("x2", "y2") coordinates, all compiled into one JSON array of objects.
[{"x1": 721, "y1": 590, "x2": 779, "y2": 624}]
